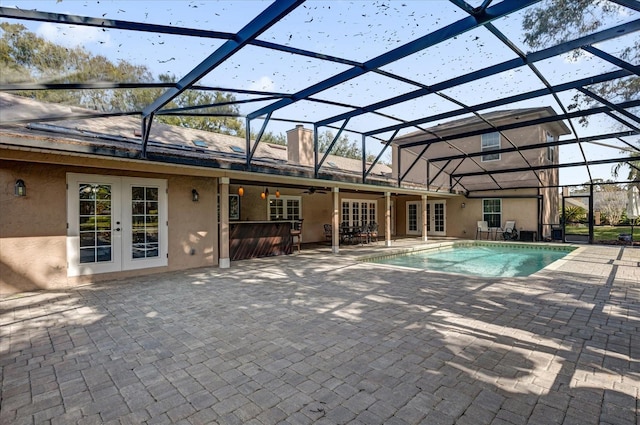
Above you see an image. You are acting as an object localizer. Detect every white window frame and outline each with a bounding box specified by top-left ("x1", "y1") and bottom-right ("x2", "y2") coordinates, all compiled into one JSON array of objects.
[
  {"x1": 482, "y1": 198, "x2": 502, "y2": 228},
  {"x1": 546, "y1": 131, "x2": 555, "y2": 162},
  {"x1": 341, "y1": 198, "x2": 377, "y2": 227},
  {"x1": 267, "y1": 195, "x2": 301, "y2": 220},
  {"x1": 481, "y1": 132, "x2": 501, "y2": 162}
]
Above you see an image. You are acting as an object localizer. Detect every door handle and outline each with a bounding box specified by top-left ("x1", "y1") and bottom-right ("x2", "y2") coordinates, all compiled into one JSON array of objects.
[{"x1": 115, "y1": 228, "x2": 121, "y2": 232}]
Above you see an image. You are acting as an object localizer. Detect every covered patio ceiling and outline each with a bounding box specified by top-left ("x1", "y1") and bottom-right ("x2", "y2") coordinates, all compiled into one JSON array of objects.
[{"x1": 0, "y1": 0, "x2": 638, "y2": 194}]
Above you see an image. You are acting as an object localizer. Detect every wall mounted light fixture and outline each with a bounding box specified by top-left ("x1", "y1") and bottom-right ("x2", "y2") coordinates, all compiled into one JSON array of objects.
[
  {"x1": 275, "y1": 188, "x2": 280, "y2": 198},
  {"x1": 461, "y1": 202, "x2": 465, "y2": 209},
  {"x1": 192, "y1": 189, "x2": 199, "y2": 202},
  {"x1": 238, "y1": 186, "x2": 244, "y2": 197},
  {"x1": 15, "y1": 179, "x2": 26, "y2": 197}
]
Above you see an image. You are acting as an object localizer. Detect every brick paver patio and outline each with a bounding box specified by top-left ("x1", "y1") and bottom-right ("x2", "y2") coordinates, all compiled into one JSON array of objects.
[{"x1": 1, "y1": 242, "x2": 639, "y2": 424}]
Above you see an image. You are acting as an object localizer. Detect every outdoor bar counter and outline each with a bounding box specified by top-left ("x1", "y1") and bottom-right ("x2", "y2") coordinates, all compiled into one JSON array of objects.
[{"x1": 229, "y1": 220, "x2": 293, "y2": 260}]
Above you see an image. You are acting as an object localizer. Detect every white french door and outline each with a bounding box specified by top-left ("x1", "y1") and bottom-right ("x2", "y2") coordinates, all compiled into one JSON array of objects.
[
  {"x1": 341, "y1": 199, "x2": 377, "y2": 227},
  {"x1": 427, "y1": 201, "x2": 446, "y2": 236},
  {"x1": 406, "y1": 201, "x2": 421, "y2": 235},
  {"x1": 67, "y1": 173, "x2": 167, "y2": 276},
  {"x1": 390, "y1": 200, "x2": 395, "y2": 236},
  {"x1": 406, "y1": 200, "x2": 446, "y2": 236}
]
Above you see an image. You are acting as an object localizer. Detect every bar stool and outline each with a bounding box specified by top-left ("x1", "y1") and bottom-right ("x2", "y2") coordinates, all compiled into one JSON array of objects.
[{"x1": 291, "y1": 219, "x2": 303, "y2": 252}]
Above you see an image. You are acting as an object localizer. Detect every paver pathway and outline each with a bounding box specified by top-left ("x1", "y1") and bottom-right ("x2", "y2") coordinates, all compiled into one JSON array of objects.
[{"x1": 1, "y1": 244, "x2": 639, "y2": 424}]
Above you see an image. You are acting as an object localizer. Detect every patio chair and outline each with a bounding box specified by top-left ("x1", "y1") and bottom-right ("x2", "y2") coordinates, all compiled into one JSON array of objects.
[
  {"x1": 291, "y1": 219, "x2": 303, "y2": 252},
  {"x1": 368, "y1": 222, "x2": 379, "y2": 243},
  {"x1": 476, "y1": 221, "x2": 491, "y2": 239},
  {"x1": 340, "y1": 222, "x2": 354, "y2": 244},
  {"x1": 323, "y1": 223, "x2": 332, "y2": 242},
  {"x1": 355, "y1": 224, "x2": 370, "y2": 245},
  {"x1": 499, "y1": 220, "x2": 518, "y2": 241}
]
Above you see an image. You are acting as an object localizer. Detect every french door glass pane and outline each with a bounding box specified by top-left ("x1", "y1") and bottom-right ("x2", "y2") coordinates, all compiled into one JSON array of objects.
[
  {"x1": 146, "y1": 187, "x2": 159, "y2": 201},
  {"x1": 434, "y1": 204, "x2": 445, "y2": 232},
  {"x1": 80, "y1": 248, "x2": 96, "y2": 263},
  {"x1": 146, "y1": 201, "x2": 158, "y2": 214},
  {"x1": 353, "y1": 203, "x2": 360, "y2": 226},
  {"x1": 360, "y1": 203, "x2": 368, "y2": 225},
  {"x1": 78, "y1": 184, "x2": 112, "y2": 263},
  {"x1": 132, "y1": 186, "x2": 145, "y2": 200},
  {"x1": 97, "y1": 231, "x2": 111, "y2": 246},
  {"x1": 369, "y1": 203, "x2": 376, "y2": 224},
  {"x1": 132, "y1": 201, "x2": 145, "y2": 214},
  {"x1": 409, "y1": 204, "x2": 418, "y2": 232},
  {"x1": 79, "y1": 216, "x2": 94, "y2": 232},
  {"x1": 131, "y1": 186, "x2": 159, "y2": 259},
  {"x1": 342, "y1": 202, "x2": 349, "y2": 225},
  {"x1": 341, "y1": 200, "x2": 377, "y2": 227},
  {"x1": 96, "y1": 247, "x2": 112, "y2": 262}
]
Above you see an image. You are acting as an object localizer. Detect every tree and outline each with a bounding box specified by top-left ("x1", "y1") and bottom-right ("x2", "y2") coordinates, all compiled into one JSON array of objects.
[
  {"x1": 612, "y1": 159, "x2": 640, "y2": 182},
  {"x1": 0, "y1": 22, "x2": 252, "y2": 137},
  {"x1": 597, "y1": 185, "x2": 626, "y2": 225},
  {"x1": 563, "y1": 205, "x2": 587, "y2": 224},
  {"x1": 154, "y1": 74, "x2": 245, "y2": 136},
  {"x1": 252, "y1": 132, "x2": 287, "y2": 145},
  {"x1": 522, "y1": 0, "x2": 639, "y2": 180},
  {"x1": 522, "y1": 0, "x2": 638, "y2": 107},
  {"x1": 3, "y1": 23, "x2": 381, "y2": 155},
  {"x1": 317, "y1": 130, "x2": 379, "y2": 161},
  {"x1": 318, "y1": 130, "x2": 360, "y2": 159}
]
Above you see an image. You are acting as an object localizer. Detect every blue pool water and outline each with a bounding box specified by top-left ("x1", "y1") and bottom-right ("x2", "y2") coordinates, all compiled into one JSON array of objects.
[{"x1": 367, "y1": 244, "x2": 573, "y2": 277}]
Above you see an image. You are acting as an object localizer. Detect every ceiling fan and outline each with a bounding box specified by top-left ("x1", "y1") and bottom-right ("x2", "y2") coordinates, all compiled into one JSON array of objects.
[{"x1": 302, "y1": 187, "x2": 328, "y2": 195}]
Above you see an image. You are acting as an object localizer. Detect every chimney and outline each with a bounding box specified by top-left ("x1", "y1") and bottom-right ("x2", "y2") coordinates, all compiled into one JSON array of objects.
[{"x1": 287, "y1": 125, "x2": 314, "y2": 166}]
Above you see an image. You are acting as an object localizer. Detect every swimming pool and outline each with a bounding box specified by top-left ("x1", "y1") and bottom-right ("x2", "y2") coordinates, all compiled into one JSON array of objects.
[{"x1": 363, "y1": 242, "x2": 574, "y2": 277}]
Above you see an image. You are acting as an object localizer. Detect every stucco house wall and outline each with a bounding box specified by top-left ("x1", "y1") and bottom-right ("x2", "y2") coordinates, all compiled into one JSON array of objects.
[
  {"x1": 232, "y1": 185, "x2": 393, "y2": 243},
  {"x1": 0, "y1": 159, "x2": 219, "y2": 295},
  {"x1": 1, "y1": 95, "x2": 572, "y2": 295},
  {"x1": 394, "y1": 122, "x2": 564, "y2": 191},
  {"x1": 391, "y1": 108, "x2": 570, "y2": 238}
]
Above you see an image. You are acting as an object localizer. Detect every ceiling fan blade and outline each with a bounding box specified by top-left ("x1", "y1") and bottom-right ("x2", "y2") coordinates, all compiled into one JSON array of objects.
[{"x1": 301, "y1": 187, "x2": 328, "y2": 194}]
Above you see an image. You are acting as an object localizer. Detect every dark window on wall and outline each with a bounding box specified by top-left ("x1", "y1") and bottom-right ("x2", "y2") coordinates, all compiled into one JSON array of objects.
[
  {"x1": 481, "y1": 132, "x2": 501, "y2": 162},
  {"x1": 483, "y1": 198, "x2": 502, "y2": 228}
]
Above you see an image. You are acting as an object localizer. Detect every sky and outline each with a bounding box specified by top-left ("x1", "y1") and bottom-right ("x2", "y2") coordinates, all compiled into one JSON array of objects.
[{"x1": 2, "y1": 0, "x2": 639, "y2": 187}]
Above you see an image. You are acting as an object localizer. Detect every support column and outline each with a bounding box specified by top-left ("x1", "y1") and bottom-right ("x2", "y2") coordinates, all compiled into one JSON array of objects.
[
  {"x1": 385, "y1": 192, "x2": 392, "y2": 247},
  {"x1": 219, "y1": 177, "x2": 230, "y2": 268},
  {"x1": 332, "y1": 187, "x2": 340, "y2": 254},
  {"x1": 421, "y1": 194, "x2": 428, "y2": 242}
]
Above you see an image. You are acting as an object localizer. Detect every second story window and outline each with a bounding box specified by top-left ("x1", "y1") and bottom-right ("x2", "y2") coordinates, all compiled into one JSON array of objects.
[
  {"x1": 546, "y1": 131, "x2": 555, "y2": 162},
  {"x1": 481, "y1": 132, "x2": 501, "y2": 162}
]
